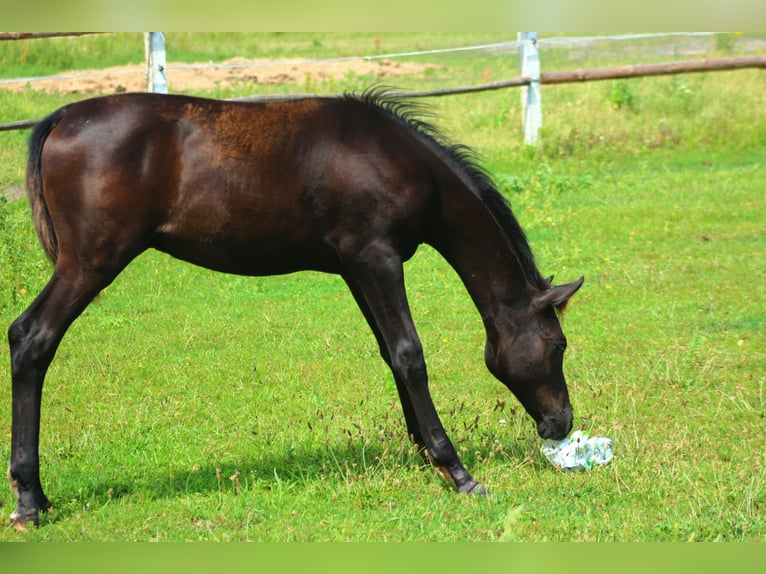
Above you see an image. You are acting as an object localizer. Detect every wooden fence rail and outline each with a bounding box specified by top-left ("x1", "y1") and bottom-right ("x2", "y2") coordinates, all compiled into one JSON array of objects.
[
  {"x1": 0, "y1": 32, "x2": 100, "y2": 41},
  {"x1": 216, "y1": 56, "x2": 766, "y2": 103},
  {"x1": 540, "y1": 55, "x2": 766, "y2": 84}
]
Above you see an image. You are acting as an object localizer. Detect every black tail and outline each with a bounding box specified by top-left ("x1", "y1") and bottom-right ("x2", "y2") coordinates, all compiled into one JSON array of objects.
[{"x1": 26, "y1": 107, "x2": 66, "y2": 264}]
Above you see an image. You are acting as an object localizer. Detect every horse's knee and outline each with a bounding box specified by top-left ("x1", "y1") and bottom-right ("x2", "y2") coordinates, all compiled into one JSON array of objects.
[
  {"x1": 7, "y1": 314, "x2": 28, "y2": 349},
  {"x1": 389, "y1": 339, "x2": 426, "y2": 383}
]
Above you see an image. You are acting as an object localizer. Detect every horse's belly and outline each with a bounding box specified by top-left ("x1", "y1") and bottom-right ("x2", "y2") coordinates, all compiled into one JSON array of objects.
[{"x1": 151, "y1": 228, "x2": 339, "y2": 276}]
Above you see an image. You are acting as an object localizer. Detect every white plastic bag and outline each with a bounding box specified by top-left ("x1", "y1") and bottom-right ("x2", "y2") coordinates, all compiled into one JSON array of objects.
[{"x1": 541, "y1": 430, "x2": 613, "y2": 471}]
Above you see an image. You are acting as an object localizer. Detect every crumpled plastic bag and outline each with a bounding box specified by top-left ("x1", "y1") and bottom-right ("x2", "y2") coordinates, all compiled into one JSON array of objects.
[{"x1": 541, "y1": 430, "x2": 613, "y2": 471}]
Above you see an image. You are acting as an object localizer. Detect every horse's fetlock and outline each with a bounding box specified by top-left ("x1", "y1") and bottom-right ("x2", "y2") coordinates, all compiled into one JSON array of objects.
[
  {"x1": 10, "y1": 507, "x2": 40, "y2": 530},
  {"x1": 7, "y1": 465, "x2": 19, "y2": 497}
]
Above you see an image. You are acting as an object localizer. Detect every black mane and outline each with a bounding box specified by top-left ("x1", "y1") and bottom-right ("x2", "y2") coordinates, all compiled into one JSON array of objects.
[{"x1": 347, "y1": 87, "x2": 547, "y2": 290}]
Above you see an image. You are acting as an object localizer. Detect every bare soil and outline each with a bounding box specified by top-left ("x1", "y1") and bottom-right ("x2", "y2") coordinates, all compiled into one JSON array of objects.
[{"x1": 4, "y1": 57, "x2": 435, "y2": 95}]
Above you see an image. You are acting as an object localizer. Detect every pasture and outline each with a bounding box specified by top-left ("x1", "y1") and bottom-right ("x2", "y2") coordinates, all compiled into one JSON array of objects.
[{"x1": 0, "y1": 33, "x2": 764, "y2": 541}]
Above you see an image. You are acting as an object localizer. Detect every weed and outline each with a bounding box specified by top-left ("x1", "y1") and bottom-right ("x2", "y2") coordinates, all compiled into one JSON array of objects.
[
  {"x1": 715, "y1": 32, "x2": 741, "y2": 54},
  {"x1": 609, "y1": 81, "x2": 636, "y2": 110}
]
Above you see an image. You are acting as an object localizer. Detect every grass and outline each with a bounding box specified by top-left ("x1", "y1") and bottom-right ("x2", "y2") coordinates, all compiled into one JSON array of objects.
[{"x1": 0, "y1": 33, "x2": 764, "y2": 541}]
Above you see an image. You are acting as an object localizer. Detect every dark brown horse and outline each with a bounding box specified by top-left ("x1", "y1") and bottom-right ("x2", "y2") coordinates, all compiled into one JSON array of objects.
[{"x1": 7, "y1": 89, "x2": 583, "y2": 529}]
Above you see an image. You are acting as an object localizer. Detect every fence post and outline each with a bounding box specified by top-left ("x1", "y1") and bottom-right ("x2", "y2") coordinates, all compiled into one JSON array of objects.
[
  {"x1": 518, "y1": 32, "x2": 541, "y2": 145},
  {"x1": 144, "y1": 32, "x2": 168, "y2": 93}
]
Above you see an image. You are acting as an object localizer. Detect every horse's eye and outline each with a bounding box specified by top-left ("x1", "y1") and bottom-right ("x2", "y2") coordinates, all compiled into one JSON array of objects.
[{"x1": 550, "y1": 339, "x2": 567, "y2": 352}]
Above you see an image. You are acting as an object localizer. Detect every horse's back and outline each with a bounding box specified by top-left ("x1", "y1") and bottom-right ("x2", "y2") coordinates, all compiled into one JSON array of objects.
[{"x1": 38, "y1": 93, "x2": 439, "y2": 276}]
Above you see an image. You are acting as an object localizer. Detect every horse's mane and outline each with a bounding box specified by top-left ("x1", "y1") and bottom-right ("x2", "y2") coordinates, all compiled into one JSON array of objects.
[{"x1": 346, "y1": 87, "x2": 548, "y2": 290}]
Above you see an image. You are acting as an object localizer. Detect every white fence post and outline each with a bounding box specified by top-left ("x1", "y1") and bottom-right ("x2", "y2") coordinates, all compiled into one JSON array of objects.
[
  {"x1": 518, "y1": 32, "x2": 541, "y2": 145},
  {"x1": 144, "y1": 32, "x2": 167, "y2": 93}
]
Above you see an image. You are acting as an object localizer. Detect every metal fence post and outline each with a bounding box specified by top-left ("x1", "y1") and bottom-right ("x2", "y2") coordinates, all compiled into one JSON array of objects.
[
  {"x1": 144, "y1": 32, "x2": 167, "y2": 93},
  {"x1": 518, "y1": 32, "x2": 541, "y2": 145}
]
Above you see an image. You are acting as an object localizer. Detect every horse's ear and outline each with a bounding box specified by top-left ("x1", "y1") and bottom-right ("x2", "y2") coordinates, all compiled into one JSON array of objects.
[
  {"x1": 533, "y1": 276, "x2": 584, "y2": 311},
  {"x1": 545, "y1": 275, "x2": 554, "y2": 286}
]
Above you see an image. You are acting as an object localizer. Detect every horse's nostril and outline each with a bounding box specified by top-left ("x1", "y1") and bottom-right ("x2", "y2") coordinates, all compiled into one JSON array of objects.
[{"x1": 538, "y1": 411, "x2": 573, "y2": 440}]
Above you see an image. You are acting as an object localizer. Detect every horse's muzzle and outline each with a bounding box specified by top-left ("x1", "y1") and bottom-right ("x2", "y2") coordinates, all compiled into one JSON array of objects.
[{"x1": 537, "y1": 407, "x2": 573, "y2": 440}]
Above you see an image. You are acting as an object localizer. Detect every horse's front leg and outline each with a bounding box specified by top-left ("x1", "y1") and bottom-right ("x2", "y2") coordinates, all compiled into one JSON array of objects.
[
  {"x1": 400, "y1": 364, "x2": 486, "y2": 494},
  {"x1": 342, "y1": 275, "x2": 427, "y2": 454},
  {"x1": 344, "y1": 247, "x2": 486, "y2": 494}
]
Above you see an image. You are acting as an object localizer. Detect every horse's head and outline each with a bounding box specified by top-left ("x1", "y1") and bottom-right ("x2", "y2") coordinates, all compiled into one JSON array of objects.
[{"x1": 484, "y1": 277, "x2": 584, "y2": 440}]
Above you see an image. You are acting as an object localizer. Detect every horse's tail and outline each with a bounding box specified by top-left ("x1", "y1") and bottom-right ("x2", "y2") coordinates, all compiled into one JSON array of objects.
[{"x1": 26, "y1": 107, "x2": 65, "y2": 264}]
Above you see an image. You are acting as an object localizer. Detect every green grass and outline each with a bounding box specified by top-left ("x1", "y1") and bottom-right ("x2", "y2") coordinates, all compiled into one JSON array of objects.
[{"x1": 0, "y1": 33, "x2": 764, "y2": 541}]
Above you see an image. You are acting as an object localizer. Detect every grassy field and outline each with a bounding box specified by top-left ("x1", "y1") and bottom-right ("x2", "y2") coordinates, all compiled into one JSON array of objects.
[{"x1": 0, "y1": 33, "x2": 764, "y2": 541}]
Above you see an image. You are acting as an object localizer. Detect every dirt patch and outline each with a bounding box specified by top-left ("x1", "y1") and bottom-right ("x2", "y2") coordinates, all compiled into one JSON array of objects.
[
  {"x1": 1, "y1": 186, "x2": 25, "y2": 201},
  {"x1": 3, "y1": 57, "x2": 435, "y2": 95}
]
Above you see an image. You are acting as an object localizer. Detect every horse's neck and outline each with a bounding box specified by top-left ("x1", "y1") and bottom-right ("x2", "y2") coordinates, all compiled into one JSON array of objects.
[{"x1": 429, "y1": 183, "x2": 531, "y2": 320}]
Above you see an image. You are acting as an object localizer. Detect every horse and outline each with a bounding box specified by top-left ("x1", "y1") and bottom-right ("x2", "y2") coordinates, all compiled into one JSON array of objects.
[{"x1": 7, "y1": 88, "x2": 583, "y2": 529}]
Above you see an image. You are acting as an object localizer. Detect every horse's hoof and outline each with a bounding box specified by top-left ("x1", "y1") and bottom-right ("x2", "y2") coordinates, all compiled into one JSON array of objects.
[
  {"x1": 10, "y1": 508, "x2": 40, "y2": 530},
  {"x1": 458, "y1": 480, "x2": 489, "y2": 496},
  {"x1": 472, "y1": 482, "x2": 489, "y2": 495}
]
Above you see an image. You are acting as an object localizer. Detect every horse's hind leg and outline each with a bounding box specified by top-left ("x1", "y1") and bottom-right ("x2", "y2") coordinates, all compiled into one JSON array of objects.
[{"x1": 7, "y1": 267, "x2": 114, "y2": 529}]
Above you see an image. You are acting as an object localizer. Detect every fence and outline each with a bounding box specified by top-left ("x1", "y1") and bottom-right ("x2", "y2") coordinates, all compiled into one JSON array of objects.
[{"x1": 1, "y1": 32, "x2": 765, "y2": 144}]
